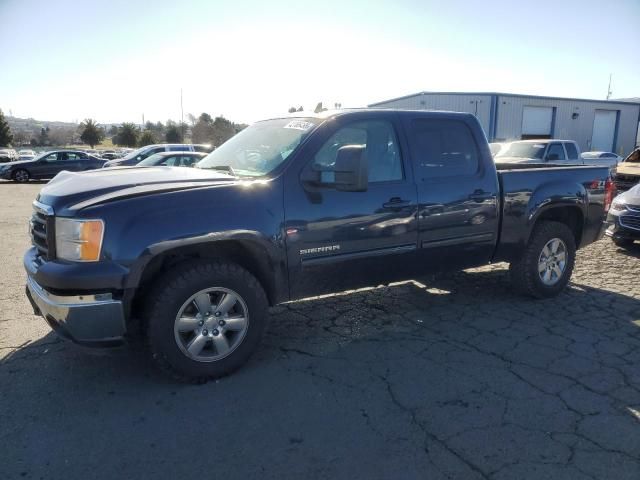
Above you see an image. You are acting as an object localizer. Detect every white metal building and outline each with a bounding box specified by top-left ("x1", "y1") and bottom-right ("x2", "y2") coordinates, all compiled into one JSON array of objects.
[{"x1": 369, "y1": 92, "x2": 640, "y2": 156}]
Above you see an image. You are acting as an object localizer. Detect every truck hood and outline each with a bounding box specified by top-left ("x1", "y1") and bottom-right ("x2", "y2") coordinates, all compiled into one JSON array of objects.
[
  {"x1": 615, "y1": 183, "x2": 640, "y2": 205},
  {"x1": 37, "y1": 166, "x2": 238, "y2": 213},
  {"x1": 616, "y1": 161, "x2": 640, "y2": 177}
]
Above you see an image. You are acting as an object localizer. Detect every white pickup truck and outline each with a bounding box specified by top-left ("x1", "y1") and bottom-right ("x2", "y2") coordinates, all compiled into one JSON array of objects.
[{"x1": 495, "y1": 139, "x2": 619, "y2": 167}]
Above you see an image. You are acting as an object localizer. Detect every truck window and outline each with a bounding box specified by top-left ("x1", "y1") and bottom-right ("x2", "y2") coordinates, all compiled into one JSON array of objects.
[
  {"x1": 546, "y1": 143, "x2": 566, "y2": 161},
  {"x1": 313, "y1": 120, "x2": 403, "y2": 183},
  {"x1": 564, "y1": 143, "x2": 578, "y2": 160},
  {"x1": 408, "y1": 120, "x2": 479, "y2": 180}
]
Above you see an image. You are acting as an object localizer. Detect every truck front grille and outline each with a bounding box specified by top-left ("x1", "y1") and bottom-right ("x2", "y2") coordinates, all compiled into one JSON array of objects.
[
  {"x1": 619, "y1": 213, "x2": 640, "y2": 231},
  {"x1": 614, "y1": 174, "x2": 639, "y2": 192},
  {"x1": 30, "y1": 202, "x2": 54, "y2": 260}
]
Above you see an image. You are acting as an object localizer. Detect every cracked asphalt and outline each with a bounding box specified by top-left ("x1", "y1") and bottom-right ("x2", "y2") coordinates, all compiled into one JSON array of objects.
[{"x1": 1, "y1": 183, "x2": 639, "y2": 479}]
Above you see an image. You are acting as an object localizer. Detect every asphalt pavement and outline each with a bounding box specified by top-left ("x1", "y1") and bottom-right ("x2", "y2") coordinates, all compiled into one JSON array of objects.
[{"x1": 1, "y1": 182, "x2": 639, "y2": 479}]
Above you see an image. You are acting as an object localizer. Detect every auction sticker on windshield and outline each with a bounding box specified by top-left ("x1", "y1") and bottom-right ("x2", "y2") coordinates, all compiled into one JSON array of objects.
[{"x1": 284, "y1": 120, "x2": 315, "y2": 131}]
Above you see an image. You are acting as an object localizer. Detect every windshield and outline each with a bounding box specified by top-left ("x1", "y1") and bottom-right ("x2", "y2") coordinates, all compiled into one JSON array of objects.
[
  {"x1": 120, "y1": 146, "x2": 149, "y2": 161},
  {"x1": 624, "y1": 149, "x2": 640, "y2": 163},
  {"x1": 496, "y1": 142, "x2": 546, "y2": 159},
  {"x1": 196, "y1": 118, "x2": 320, "y2": 177}
]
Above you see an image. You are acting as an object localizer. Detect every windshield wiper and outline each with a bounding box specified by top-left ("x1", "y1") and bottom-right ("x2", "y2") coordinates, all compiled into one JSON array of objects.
[{"x1": 201, "y1": 165, "x2": 237, "y2": 177}]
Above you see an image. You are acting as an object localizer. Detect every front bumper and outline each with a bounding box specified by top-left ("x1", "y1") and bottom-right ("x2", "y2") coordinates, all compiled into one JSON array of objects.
[
  {"x1": 26, "y1": 275, "x2": 126, "y2": 347},
  {"x1": 605, "y1": 212, "x2": 640, "y2": 241}
]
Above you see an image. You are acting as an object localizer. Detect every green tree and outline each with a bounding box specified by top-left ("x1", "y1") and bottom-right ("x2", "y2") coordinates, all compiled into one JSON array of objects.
[
  {"x1": 288, "y1": 107, "x2": 297, "y2": 113},
  {"x1": 138, "y1": 130, "x2": 156, "y2": 147},
  {"x1": 79, "y1": 119, "x2": 104, "y2": 148},
  {"x1": 0, "y1": 109, "x2": 13, "y2": 146},
  {"x1": 165, "y1": 124, "x2": 183, "y2": 143},
  {"x1": 115, "y1": 123, "x2": 138, "y2": 147},
  {"x1": 212, "y1": 116, "x2": 237, "y2": 146},
  {"x1": 191, "y1": 113, "x2": 214, "y2": 144}
]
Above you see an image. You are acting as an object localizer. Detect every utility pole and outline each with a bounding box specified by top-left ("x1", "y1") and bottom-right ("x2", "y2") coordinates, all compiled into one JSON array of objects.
[
  {"x1": 180, "y1": 88, "x2": 184, "y2": 141},
  {"x1": 606, "y1": 74, "x2": 613, "y2": 100}
]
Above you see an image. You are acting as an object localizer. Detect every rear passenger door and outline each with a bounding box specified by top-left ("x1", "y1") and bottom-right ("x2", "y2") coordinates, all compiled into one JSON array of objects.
[{"x1": 403, "y1": 117, "x2": 500, "y2": 272}]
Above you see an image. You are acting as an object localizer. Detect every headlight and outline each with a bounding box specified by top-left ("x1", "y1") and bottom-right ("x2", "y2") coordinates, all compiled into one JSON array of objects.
[
  {"x1": 611, "y1": 201, "x2": 626, "y2": 211},
  {"x1": 55, "y1": 218, "x2": 104, "y2": 262}
]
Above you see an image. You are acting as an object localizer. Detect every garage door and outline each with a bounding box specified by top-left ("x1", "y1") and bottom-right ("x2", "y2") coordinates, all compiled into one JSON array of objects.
[
  {"x1": 522, "y1": 106, "x2": 554, "y2": 139},
  {"x1": 591, "y1": 110, "x2": 617, "y2": 152}
]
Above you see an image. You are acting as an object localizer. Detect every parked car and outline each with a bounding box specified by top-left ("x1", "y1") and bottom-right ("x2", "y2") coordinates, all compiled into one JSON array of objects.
[
  {"x1": 103, "y1": 144, "x2": 213, "y2": 168},
  {"x1": 99, "y1": 150, "x2": 119, "y2": 160},
  {"x1": 495, "y1": 139, "x2": 582, "y2": 164},
  {"x1": 18, "y1": 149, "x2": 37, "y2": 161},
  {"x1": 581, "y1": 151, "x2": 622, "y2": 167},
  {"x1": 613, "y1": 148, "x2": 640, "y2": 192},
  {"x1": 24, "y1": 110, "x2": 614, "y2": 381},
  {"x1": 137, "y1": 151, "x2": 207, "y2": 167},
  {"x1": 606, "y1": 184, "x2": 640, "y2": 248},
  {"x1": 0, "y1": 148, "x2": 18, "y2": 162},
  {"x1": 0, "y1": 149, "x2": 105, "y2": 182}
]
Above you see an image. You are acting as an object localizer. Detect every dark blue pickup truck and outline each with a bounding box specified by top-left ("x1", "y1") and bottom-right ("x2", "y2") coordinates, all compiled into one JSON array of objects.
[{"x1": 24, "y1": 109, "x2": 615, "y2": 381}]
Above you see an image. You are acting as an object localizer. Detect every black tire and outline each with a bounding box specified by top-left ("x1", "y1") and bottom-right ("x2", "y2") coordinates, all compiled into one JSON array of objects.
[
  {"x1": 144, "y1": 259, "x2": 268, "y2": 383},
  {"x1": 612, "y1": 237, "x2": 634, "y2": 248},
  {"x1": 510, "y1": 221, "x2": 576, "y2": 299},
  {"x1": 12, "y1": 169, "x2": 30, "y2": 183}
]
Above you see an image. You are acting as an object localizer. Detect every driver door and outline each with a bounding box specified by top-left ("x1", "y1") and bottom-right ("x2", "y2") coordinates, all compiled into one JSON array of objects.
[{"x1": 283, "y1": 113, "x2": 419, "y2": 300}]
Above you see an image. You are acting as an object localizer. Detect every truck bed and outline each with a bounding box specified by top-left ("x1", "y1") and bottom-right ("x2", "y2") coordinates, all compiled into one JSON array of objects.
[{"x1": 493, "y1": 163, "x2": 612, "y2": 262}]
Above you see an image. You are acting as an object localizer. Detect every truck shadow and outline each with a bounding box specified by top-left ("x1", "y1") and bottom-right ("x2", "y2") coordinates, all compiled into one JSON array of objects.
[{"x1": 3, "y1": 266, "x2": 638, "y2": 384}]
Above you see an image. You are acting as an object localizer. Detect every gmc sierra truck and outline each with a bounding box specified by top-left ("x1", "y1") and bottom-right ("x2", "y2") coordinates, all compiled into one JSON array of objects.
[{"x1": 24, "y1": 110, "x2": 615, "y2": 382}]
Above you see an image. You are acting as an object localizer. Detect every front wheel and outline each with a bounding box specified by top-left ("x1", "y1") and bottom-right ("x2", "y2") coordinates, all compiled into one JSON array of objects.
[
  {"x1": 144, "y1": 259, "x2": 268, "y2": 383},
  {"x1": 510, "y1": 221, "x2": 576, "y2": 299}
]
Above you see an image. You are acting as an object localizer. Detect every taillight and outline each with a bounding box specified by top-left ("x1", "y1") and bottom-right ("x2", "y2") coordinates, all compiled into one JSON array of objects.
[{"x1": 604, "y1": 178, "x2": 616, "y2": 212}]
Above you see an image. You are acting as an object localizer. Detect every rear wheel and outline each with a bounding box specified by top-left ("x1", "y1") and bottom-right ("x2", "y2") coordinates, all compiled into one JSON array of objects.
[
  {"x1": 13, "y1": 169, "x2": 30, "y2": 183},
  {"x1": 510, "y1": 221, "x2": 576, "y2": 298},
  {"x1": 144, "y1": 259, "x2": 268, "y2": 383}
]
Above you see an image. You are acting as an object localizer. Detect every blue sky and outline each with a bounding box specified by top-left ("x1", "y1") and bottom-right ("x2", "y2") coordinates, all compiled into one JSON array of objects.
[{"x1": 1, "y1": 0, "x2": 638, "y2": 124}]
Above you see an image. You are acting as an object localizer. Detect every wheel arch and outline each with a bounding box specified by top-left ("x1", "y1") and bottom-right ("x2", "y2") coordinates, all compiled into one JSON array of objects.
[
  {"x1": 129, "y1": 237, "x2": 288, "y2": 314},
  {"x1": 530, "y1": 205, "x2": 585, "y2": 248}
]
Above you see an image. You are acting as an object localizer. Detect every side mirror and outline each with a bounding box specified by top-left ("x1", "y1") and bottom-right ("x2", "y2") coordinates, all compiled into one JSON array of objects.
[{"x1": 334, "y1": 145, "x2": 368, "y2": 192}]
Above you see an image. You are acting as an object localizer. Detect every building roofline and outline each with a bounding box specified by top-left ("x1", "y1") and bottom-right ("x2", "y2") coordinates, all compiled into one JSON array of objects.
[{"x1": 368, "y1": 91, "x2": 640, "y2": 107}]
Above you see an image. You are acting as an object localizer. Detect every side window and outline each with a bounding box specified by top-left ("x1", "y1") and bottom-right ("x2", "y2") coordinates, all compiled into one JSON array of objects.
[
  {"x1": 312, "y1": 120, "x2": 403, "y2": 183},
  {"x1": 168, "y1": 145, "x2": 188, "y2": 152},
  {"x1": 564, "y1": 143, "x2": 578, "y2": 160},
  {"x1": 180, "y1": 155, "x2": 196, "y2": 166},
  {"x1": 193, "y1": 145, "x2": 210, "y2": 153},
  {"x1": 141, "y1": 147, "x2": 164, "y2": 160},
  {"x1": 408, "y1": 119, "x2": 479, "y2": 180},
  {"x1": 43, "y1": 153, "x2": 59, "y2": 162},
  {"x1": 602, "y1": 153, "x2": 616, "y2": 158},
  {"x1": 66, "y1": 153, "x2": 81, "y2": 161},
  {"x1": 546, "y1": 143, "x2": 566, "y2": 161}
]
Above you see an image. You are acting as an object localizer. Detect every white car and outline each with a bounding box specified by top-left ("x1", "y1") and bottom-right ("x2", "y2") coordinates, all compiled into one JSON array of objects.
[
  {"x1": 581, "y1": 151, "x2": 622, "y2": 167},
  {"x1": 0, "y1": 148, "x2": 18, "y2": 162},
  {"x1": 18, "y1": 149, "x2": 36, "y2": 161},
  {"x1": 495, "y1": 139, "x2": 582, "y2": 165}
]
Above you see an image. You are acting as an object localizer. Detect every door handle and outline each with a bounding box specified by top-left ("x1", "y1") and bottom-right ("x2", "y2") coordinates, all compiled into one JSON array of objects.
[
  {"x1": 468, "y1": 191, "x2": 494, "y2": 202},
  {"x1": 383, "y1": 197, "x2": 412, "y2": 209}
]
